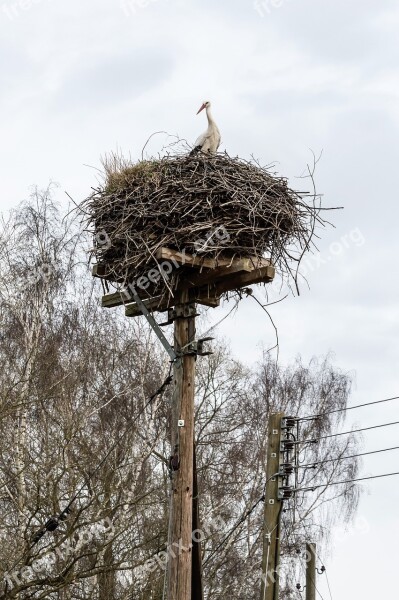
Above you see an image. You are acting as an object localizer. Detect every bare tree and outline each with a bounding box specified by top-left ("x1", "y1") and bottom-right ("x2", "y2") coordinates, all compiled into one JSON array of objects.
[
  {"x1": 194, "y1": 350, "x2": 358, "y2": 599},
  {"x1": 0, "y1": 190, "x2": 169, "y2": 599},
  {"x1": 0, "y1": 190, "x2": 359, "y2": 599}
]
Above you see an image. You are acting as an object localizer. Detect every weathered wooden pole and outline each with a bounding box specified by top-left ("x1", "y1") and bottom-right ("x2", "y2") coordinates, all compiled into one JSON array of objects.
[
  {"x1": 191, "y1": 442, "x2": 204, "y2": 600},
  {"x1": 305, "y1": 542, "x2": 316, "y2": 600},
  {"x1": 167, "y1": 291, "x2": 197, "y2": 600},
  {"x1": 95, "y1": 249, "x2": 275, "y2": 599},
  {"x1": 260, "y1": 412, "x2": 284, "y2": 600}
]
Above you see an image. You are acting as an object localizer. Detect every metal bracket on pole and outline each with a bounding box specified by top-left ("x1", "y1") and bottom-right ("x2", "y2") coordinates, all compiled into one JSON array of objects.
[
  {"x1": 131, "y1": 288, "x2": 212, "y2": 362},
  {"x1": 130, "y1": 287, "x2": 178, "y2": 362},
  {"x1": 184, "y1": 337, "x2": 214, "y2": 356},
  {"x1": 159, "y1": 304, "x2": 200, "y2": 326}
]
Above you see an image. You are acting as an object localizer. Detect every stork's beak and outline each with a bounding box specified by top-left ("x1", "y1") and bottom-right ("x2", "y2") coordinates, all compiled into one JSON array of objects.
[{"x1": 196, "y1": 103, "x2": 206, "y2": 115}]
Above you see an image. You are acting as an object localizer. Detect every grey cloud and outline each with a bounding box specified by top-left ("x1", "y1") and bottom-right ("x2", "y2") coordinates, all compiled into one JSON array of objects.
[
  {"x1": 50, "y1": 50, "x2": 175, "y2": 112},
  {"x1": 248, "y1": 0, "x2": 399, "y2": 74}
]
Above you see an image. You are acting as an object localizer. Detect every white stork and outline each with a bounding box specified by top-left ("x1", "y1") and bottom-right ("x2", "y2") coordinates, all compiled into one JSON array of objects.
[{"x1": 190, "y1": 100, "x2": 221, "y2": 155}]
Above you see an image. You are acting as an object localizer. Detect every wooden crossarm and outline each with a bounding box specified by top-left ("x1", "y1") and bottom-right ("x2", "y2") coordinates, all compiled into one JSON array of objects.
[
  {"x1": 125, "y1": 295, "x2": 168, "y2": 317},
  {"x1": 99, "y1": 254, "x2": 275, "y2": 311},
  {"x1": 179, "y1": 258, "x2": 253, "y2": 289},
  {"x1": 155, "y1": 247, "x2": 230, "y2": 269},
  {"x1": 213, "y1": 265, "x2": 275, "y2": 293},
  {"x1": 124, "y1": 289, "x2": 221, "y2": 318}
]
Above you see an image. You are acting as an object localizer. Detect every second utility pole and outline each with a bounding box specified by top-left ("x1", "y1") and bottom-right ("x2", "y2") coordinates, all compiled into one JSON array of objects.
[
  {"x1": 167, "y1": 292, "x2": 198, "y2": 600},
  {"x1": 260, "y1": 412, "x2": 284, "y2": 600},
  {"x1": 305, "y1": 542, "x2": 316, "y2": 600}
]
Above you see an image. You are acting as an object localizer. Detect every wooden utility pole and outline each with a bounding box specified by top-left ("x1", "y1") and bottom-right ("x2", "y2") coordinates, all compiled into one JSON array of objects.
[
  {"x1": 95, "y1": 247, "x2": 276, "y2": 600},
  {"x1": 167, "y1": 292, "x2": 197, "y2": 600},
  {"x1": 305, "y1": 543, "x2": 316, "y2": 600},
  {"x1": 260, "y1": 412, "x2": 284, "y2": 600},
  {"x1": 191, "y1": 443, "x2": 204, "y2": 600}
]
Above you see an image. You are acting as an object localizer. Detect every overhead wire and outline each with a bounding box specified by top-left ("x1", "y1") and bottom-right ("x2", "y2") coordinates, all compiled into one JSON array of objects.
[
  {"x1": 203, "y1": 471, "x2": 280, "y2": 568},
  {"x1": 293, "y1": 470, "x2": 399, "y2": 492},
  {"x1": 312, "y1": 545, "x2": 334, "y2": 600},
  {"x1": 320, "y1": 564, "x2": 333, "y2": 600},
  {"x1": 14, "y1": 382, "x2": 398, "y2": 589},
  {"x1": 299, "y1": 394, "x2": 399, "y2": 420},
  {"x1": 203, "y1": 494, "x2": 265, "y2": 567},
  {"x1": 281, "y1": 502, "x2": 326, "y2": 600},
  {"x1": 297, "y1": 445, "x2": 399, "y2": 468},
  {"x1": 247, "y1": 292, "x2": 280, "y2": 359},
  {"x1": 296, "y1": 419, "x2": 399, "y2": 445},
  {"x1": 261, "y1": 501, "x2": 283, "y2": 600},
  {"x1": 280, "y1": 401, "x2": 399, "y2": 597},
  {"x1": 307, "y1": 566, "x2": 326, "y2": 600}
]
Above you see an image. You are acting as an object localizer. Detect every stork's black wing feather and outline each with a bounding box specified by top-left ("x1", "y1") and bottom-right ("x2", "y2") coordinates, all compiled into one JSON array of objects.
[{"x1": 189, "y1": 145, "x2": 202, "y2": 156}]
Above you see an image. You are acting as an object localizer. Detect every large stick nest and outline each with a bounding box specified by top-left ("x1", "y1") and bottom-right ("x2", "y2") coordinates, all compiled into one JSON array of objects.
[{"x1": 85, "y1": 152, "x2": 324, "y2": 293}]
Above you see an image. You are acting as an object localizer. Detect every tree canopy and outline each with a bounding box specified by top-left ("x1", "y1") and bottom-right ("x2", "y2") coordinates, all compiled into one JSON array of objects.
[{"x1": 0, "y1": 189, "x2": 358, "y2": 599}]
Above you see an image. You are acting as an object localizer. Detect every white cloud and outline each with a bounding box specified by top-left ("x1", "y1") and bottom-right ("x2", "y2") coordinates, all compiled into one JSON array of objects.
[{"x1": 0, "y1": 2, "x2": 398, "y2": 597}]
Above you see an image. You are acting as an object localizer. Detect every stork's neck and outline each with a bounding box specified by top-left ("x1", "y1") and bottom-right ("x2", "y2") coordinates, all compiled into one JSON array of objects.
[{"x1": 206, "y1": 105, "x2": 216, "y2": 126}]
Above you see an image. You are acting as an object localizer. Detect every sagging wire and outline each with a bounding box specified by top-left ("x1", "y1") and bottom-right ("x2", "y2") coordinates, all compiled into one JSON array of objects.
[
  {"x1": 244, "y1": 290, "x2": 282, "y2": 360},
  {"x1": 203, "y1": 471, "x2": 280, "y2": 568},
  {"x1": 293, "y1": 419, "x2": 399, "y2": 446},
  {"x1": 297, "y1": 445, "x2": 399, "y2": 469},
  {"x1": 293, "y1": 470, "x2": 399, "y2": 493},
  {"x1": 299, "y1": 395, "x2": 399, "y2": 421}
]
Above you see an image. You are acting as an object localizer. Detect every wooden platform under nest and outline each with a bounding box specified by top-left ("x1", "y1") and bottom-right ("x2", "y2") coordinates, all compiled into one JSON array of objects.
[{"x1": 93, "y1": 247, "x2": 275, "y2": 318}]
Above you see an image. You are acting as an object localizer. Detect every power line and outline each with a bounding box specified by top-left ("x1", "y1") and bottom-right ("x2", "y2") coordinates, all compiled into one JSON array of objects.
[
  {"x1": 283, "y1": 502, "x2": 332, "y2": 600},
  {"x1": 297, "y1": 445, "x2": 399, "y2": 468},
  {"x1": 323, "y1": 566, "x2": 333, "y2": 600},
  {"x1": 248, "y1": 292, "x2": 280, "y2": 358},
  {"x1": 297, "y1": 420, "x2": 399, "y2": 445},
  {"x1": 294, "y1": 470, "x2": 399, "y2": 492},
  {"x1": 313, "y1": 547, "x2": 334, "y2": 600},
  {"x1": 281, "y1": 514, "x2": 326, "y2": 600},
  {"x1": 203, "y1": 494, "x2": 265, "y2": 567},
  {"x1": 203, "y1": 471, "x2": 280, "y2": 568},
  {"x1": 308, "y1": 566, "x2": 326, "y2": 600},
  {"x1": 300, "y1": 395, "x2": 399, "y2": 421}
]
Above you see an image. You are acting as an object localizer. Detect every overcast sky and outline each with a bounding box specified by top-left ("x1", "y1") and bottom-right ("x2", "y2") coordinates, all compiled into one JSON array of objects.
[{"x1": 1, "y1": 0, "x2": 398, "y2": 597}]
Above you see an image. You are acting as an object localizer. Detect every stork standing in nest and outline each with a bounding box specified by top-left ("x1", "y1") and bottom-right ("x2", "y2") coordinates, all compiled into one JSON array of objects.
[{"x1": 190, "y1": 100, "x2": 221, "y2": 155}]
